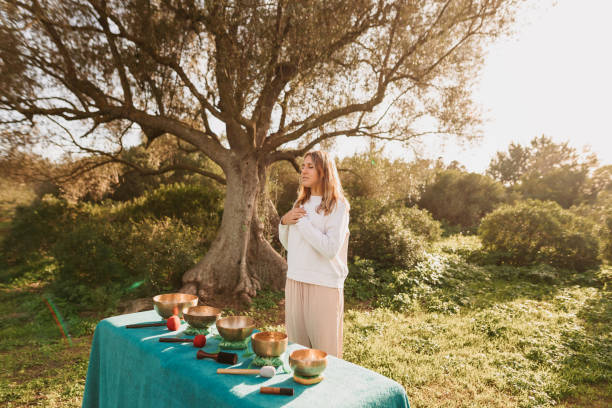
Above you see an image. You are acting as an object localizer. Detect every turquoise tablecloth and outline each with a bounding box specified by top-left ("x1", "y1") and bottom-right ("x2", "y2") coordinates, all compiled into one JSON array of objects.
[{"x1": 82, "y1": 310, "x2": 410, "y2": 408}]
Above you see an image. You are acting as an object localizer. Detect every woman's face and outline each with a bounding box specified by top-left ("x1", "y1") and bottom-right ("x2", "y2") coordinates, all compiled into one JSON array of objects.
[{"x1": 301, "y1": 155, "x2": 322, "y2": 190}]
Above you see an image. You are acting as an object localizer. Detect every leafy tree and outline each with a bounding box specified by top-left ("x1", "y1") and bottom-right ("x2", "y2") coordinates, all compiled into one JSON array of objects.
[
  {"x1": 0, "y1": 0, "x2": 524, "y2": 300},
  {"x1": 339, "y1": 149, "x2": 437, "y2": 207},
  {"x1": 583, "y1": 165, "x2": 612, "y2": 202},
  {"x1": 519, "y1": 166, "x2": 589, "y2": 209},
  {"x1": 487, "y1": 135, "x2": 598, "y2": 207},
  {"x1": 486, "y1": 142, "x2": 530, "y2": 185}
]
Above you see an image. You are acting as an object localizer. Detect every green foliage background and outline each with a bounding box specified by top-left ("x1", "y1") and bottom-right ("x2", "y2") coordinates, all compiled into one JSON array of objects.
[{"x1": 1, "y1": 139, "x2": 611, "y2": 407}]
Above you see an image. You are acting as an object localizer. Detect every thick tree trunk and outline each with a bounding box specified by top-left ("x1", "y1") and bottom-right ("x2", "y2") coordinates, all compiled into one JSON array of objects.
[{"x1": 180, "y1": 155, "x2": 287, "y2": 302}]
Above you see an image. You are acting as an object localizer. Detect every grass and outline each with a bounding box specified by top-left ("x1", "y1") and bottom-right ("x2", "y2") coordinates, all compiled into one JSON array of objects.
[
  {"x1": 341, "y1": 236, "x2": 611, "y2": 407},
  {"x1": 0, "y1": 234, "x2": 610, "y2": 407},
  {"x1": 343, "y1": 285, "x2": 610, "y2": 407}
]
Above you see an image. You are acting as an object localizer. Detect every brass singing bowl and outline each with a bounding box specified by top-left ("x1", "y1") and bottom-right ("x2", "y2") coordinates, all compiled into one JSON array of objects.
[
  {"x1": 152, "y1": 293, "x2": 198, "y2": 319},
  {"x1": 289, "y1": 349, "x2": 328, "y2": 377},
  {"x1": 215, "y1": 316, "x2": 256, "y2": 342},
  {"x1": 183, "y1": 306, "x2": 222, "y2": 329},
  {"x1": 251, "y1": 331, "x2": 288, "y2": 357}
]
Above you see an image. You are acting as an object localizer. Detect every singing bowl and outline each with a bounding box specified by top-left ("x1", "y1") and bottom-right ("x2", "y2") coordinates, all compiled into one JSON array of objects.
[
  {"x1": 183, "y1": 306, "x2": 222, "y2": 329},
  {"x1": 215, "y1": 316, "x2": 256, "y2": 342},
  {"x1": 251, "y1": 331, "x2": 288, "y2": 358},
  {"x1": 152, "y1": 293, "x2": 198, "y2": 319},
  {"x1": 289, "y1": 349, "x2": 328, "y2": 377}
]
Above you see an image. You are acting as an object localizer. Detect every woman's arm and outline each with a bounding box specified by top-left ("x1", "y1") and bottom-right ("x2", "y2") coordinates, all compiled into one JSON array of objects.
[
  {"x1": 295, "y1": 201, "x2": 349, "y2": 259},
  {"x1": 278, "y1": 207, "x2": 307, "y2": 250},
  {"x1": 278, "y1": 223, "x2": 289, "y2": 250}
]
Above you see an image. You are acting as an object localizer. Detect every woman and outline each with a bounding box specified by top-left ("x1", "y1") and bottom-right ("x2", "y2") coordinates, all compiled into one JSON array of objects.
[{"x1": 278, "y1": 150, "x2": 350, "y2": 358}]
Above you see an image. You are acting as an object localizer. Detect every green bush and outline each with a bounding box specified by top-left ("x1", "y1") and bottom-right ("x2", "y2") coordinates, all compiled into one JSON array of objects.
[
  {"x1": 571, "y1": 192, "x2": 612, "y2": 263},
  {"x1": 52, "y1": 221, "x2": 126, "y2": 285},
  {"x1": 116, "y1": 217, "x2": 206, "y2": 294},
  {"x1": 396, "y1": 206, "x2": 442, "y2": 242},
  {"x1": 344, "y1": 251, "x2": 484, "y2": 313},
  {"x1": 115, "y1": 183, "x2": 223, "y2": 227},
  {"x1": 50, "y1": 217, "x2": 206, "y2": 311},
  {"x1": 349, "y1": 199, "x2": 439, "y2": 268},
  {"x1": 2, "y1": 195, "x2": 72, "y2": 263},
  {"x1": 2, "y1": 183, "x2": 223, "y2": 312},
  {"x1": 478, "y1": 200, "x2": 600, "y2": 271},
  {"x1": 419, "y1": 170, "x2": 507, "y2": 232}
]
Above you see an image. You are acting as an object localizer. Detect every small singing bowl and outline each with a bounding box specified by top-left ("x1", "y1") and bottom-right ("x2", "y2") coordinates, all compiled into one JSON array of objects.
[
  {"x1": 152, "y1": 293, "x2": 198, "y2": 319},
  {"x1": 289, "y1": 349, "x2": 328, "y2": 377},
  {"x1": 183, "y1": 306, "x2": 222, "y2": 329},
  {"x1": 251, "y1": 331, "x2": 288, "y2": 358},
  {"x1": 215, "y1": 316, "x2": 256, "y2": 342}
]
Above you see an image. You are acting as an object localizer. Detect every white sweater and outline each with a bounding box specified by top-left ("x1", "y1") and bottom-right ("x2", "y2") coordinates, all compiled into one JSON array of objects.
[{"x1": 278, "y1": 196, "x2": 350, "y2": 288}]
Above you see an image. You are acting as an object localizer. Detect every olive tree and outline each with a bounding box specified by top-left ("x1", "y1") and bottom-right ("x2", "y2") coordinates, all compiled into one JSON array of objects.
[{"x1": 0, "y1": 0, "x2": 523, "y2": 300}]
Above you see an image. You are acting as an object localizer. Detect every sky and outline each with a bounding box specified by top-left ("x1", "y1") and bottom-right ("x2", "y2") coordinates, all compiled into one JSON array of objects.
[{"x1": 334, "y1": 0, "x2": 612, "y2": 173}]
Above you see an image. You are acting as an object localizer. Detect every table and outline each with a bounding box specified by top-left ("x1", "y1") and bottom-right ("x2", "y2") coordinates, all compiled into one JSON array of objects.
[{"x1": 82, "y1": 310, "x2": 410, "y2": 408}]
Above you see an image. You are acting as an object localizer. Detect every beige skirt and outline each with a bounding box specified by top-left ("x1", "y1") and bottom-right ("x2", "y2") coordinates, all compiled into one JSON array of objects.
[{"x1": 284, "y1": 278, "x2": 344, "y2": 358}]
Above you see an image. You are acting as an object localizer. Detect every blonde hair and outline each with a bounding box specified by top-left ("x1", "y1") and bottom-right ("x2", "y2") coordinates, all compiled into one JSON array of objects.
[{"x1": 295, "y1": 150, "x2": 349, "y2": 215}]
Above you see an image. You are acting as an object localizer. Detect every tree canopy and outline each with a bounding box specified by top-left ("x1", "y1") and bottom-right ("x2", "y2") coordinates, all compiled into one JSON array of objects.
[
  {"x1": 0, "y1": 0, "x2": 525, "y2": 299},
  {"x1": 487, "y1": 135, "x2": 601, "y2": 208}
]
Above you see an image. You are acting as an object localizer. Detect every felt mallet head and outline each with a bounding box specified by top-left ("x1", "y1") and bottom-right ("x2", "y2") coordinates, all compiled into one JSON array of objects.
[
  {"x1": 259, "y1": 366, "x2": 276, "y2": 378},
  {"x1": 166, "y1": 315, "x2": 181, "y2": 331},
  {"x1": 193, "y1": 335, "x2": 206, "y2": 348}
]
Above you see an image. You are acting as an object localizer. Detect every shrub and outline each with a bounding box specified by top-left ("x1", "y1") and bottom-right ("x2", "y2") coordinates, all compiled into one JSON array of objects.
[
  {"x1": 479, "y1": 200, "x2": 600, "y2": 271},
  {"x1": 419, "y1": 170, "x2": 507, "y2": 232},
  {"x1": 2, "y1": 195, "x2": 72, "y2": 263},
  {"x1": 50, "y1": 221, "x2": 127, "y2": 312},
  {"x1": 116, "y1": 217, "x2": 206, "y2": 294},
  {"x1": 52, "y1": 221, "x2": 126, "y2": 286},
  {"x1": 115, "y1": 183, "x2": 223, "y2": 228},
  {"x1": 571, "y1": 192, "x2": 612, "y2": 263},
  {"x1": 344, "y1": 251, "x2": 486, "y2": 313},
  {"x1": 50, "y1": 217, "x2": 206, "y2": 311},
  {"x1": 349, "y1": 199, "x2": 439, "y2": 268},
  {"x1": 3, "y1": 183, "x2": 222, "y2": 313},
  {"x1": 396, "y1": 206, "x2": 442, "y2": 242}
]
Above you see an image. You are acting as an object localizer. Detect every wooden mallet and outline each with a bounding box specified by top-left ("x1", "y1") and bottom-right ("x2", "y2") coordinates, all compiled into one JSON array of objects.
[
  {"x1": 260, "y1": 387, "x2": 294, "y2": 396},
  {"x1": 125, "y1": 322, "x2": 166, "y2": 328},
  {"x1": 196, "y1": 349, "x2": 238, "y2": 365},
  {"x1": 216, "y1": 366, "x2": 276, "y2": 378},
  {"x1": 159, "y1": 335, "x2": 207, "y2": 347}
]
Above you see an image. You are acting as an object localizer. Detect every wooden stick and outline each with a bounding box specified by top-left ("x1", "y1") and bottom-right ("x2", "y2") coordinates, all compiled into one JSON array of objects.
[
  {"x1": 217, "y1": 368, "x2": 261, "y2": 375},
  {"x1": 159, "y1": 338, "x2": 192, "y2": 343},
  {"x1": 125, "y1": 322, "x2": 165, "y2": 328}
]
